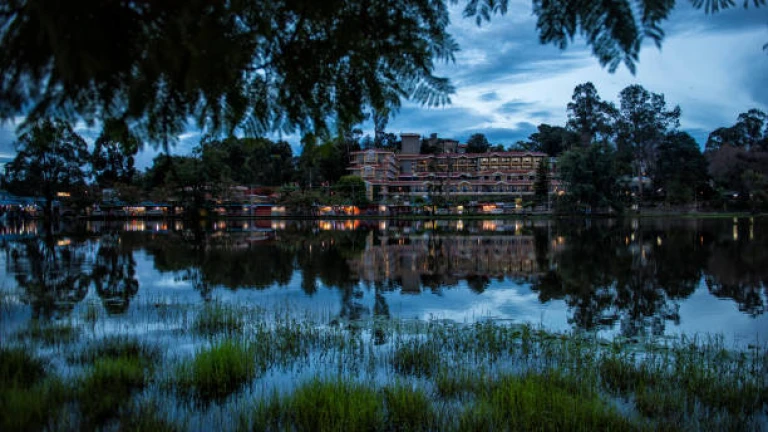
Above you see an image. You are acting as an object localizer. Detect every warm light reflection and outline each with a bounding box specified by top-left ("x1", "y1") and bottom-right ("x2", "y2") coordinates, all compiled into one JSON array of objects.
[
  {"x1": 656, "y1": 236, "x2": 662, "y2": 246},
  {"x1": 482, "y1": 221, "x2": 497, "y2": 231},
  {"x1": 733, "y1": 225, "x2": 739, "y2": 241},
  {"x1": 456, "y1": 220, "x2": 464, "y2": 231},
  {"x1": 56, "y1": 238, "x2": 71, "y2": 246}
]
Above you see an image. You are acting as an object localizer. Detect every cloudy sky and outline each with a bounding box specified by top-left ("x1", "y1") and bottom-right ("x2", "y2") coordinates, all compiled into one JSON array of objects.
[{"x1": 0, "y1": 2, "x2": 766, "y2": 169}]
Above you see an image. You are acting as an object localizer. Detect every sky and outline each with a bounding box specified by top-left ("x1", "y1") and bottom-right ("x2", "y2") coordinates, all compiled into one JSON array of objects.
[{"x1": 0, "y1": 1, "x2": 766, "y2": 170}]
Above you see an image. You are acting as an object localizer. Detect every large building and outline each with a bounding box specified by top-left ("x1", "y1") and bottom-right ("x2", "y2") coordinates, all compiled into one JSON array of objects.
[{"x1": 348, "y1": 133, "x2": 559, "y2": 202}]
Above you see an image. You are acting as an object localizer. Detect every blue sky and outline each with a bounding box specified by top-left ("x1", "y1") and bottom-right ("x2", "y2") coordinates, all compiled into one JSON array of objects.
[{"x1": 0, "y1": 2, "x2": 766, "y2": 169}]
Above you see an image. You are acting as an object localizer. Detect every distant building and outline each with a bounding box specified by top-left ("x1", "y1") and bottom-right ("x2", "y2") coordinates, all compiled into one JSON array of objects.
[{"x1": 347, "y1": 133, "x2": 558, "y2": 201}]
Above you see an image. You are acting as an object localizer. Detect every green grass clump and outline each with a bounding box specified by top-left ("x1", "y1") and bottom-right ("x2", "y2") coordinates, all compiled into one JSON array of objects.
[
  {"x1": 1, "y1": 376, "x2": 69, "y2": 431},
  {"x1": 598, "y1": 353, "x2": 659, "y2": 394},
  {"x1": 0, "y1": 347, "x2": 70, "y2": 431},
  {"x1": 288, "y1": 380, "x2": 383, "y2": 432},
  {"x1": 458, "y1": 372, "x2": 639, "y2": 432},
  {"x1": 70, "y1": 336, "x2": 160, "y2": 366},
  {"x1": 193, "y1": 302, "x2": 243, "y2": 335},
  {"x1": 382, "y1": 384, "x2": 436, "y2": 431},
  {"x1": 79, "y1": 357, "x2": 148, "y2": 426},
  {"x1": 177, "y1": 339, "x2": 258, "y2": 402},
  {"x1": 0, "y1": 346, "x2": 46, "y2": 388},
  {"x1": 392, "y1": 340, "x2": 440, "y2": 377}
]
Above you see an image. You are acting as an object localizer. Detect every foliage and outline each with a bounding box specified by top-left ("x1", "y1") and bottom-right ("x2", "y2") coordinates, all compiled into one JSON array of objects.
[
  {"x1": 614, "y1": 84, "x2": 681, "y2": 191},
  {"x1": 519, "y1": 124, "x2": 579, "y2": 156},
  {"x1": 0, "y1": 0, "x2": 459, "y2": 145},
  {"x1": 3, "y1": 118, "x2": 88, "y2": 219},
  {"x1": 557, "y1": 143, "x2": 620, "y2": 212},
  {"x1": 654, "y1": 131, "x2": 708, "y2": 204},
  {"x1": 91, "y1": 118, "x2": 141, "y2": 188},
  {"x1": 333, "y1": 175, "x2": 369, "y2": 206},
  {"x1": 534, "y1": 158, "x2": 550, "y2": 206},
  {"x1": 706, "y1": 109, "x2": 768, "y2": 208},
  {"x1": 465, "y1": 133, "x2": 490, "y2": 153},
  {"x1": 566, "y1": 82, "x2": 617, "y2": 147}
]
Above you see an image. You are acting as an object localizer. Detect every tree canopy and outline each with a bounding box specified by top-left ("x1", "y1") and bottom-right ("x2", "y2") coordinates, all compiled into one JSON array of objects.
[
  {"x1": 3, "y1": 119, "x2": 89, "y2": 218},
  {"x1": 2, "y1": 0, "x2": 762, "y2": 148}
]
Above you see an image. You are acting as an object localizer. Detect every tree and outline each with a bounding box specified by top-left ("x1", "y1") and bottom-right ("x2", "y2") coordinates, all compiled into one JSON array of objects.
[
  {"x1": 614, "y1": 84, "x2": 681, "y2": 198},
  {"x1": 655, "y1": 131, "x2": 708, "y2": 204},
  {"x1": 333, "y1": 175, "x2": 369, "y2": 206},
  {"x1": 3, "y1": 119, "x2": 88, "y2": 221},
  {"x1": 707, "y1": 109, "x2": 767, "y2": 152},
  {"x1": 533, "y1": 158, "x2": 550, "y2": 207},
  {"x1": 557, "y1": 143, "x2": 620, "y2": 212},
  {"x1": 6, "y1": 1, "x2": 750, "y2": 145},
  {"x1": 566, "y1": 82, "x2": 617, "y2": 147},
  {"x1": 520, "y1": 124, "x2": 580, "y2": 156},
  {"x1": 466, "y1": 133, "x2": 490, "y2": 153},
  {"x1": 92, "y1": 119, "x2": 141, "y2": 189}
]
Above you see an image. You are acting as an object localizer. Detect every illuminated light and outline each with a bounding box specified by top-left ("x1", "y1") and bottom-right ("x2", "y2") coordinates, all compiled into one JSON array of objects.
[
  {"x1": 379, "y1": 221, "x2": 388, "y2": 231},
  {"x1": 56, "y1": 239, "x2": 71, "y2": 246},
  {"x1": 456, "y1": 220, "x2": 464, "y2": 231},
  {"x1": 625, "y1": 236, "x2": 630, "y2": 245},
  {"x1": 243, "y1": 223, "x2": 249, "y2": 230},
  {"x1": 56, "y1": 192, "x2": 71, "y2": 197},
  {"x1": 733, "y1": 226, "x2": 738, "y2": 241},
  {"x1": 656, "y1": 236, "x2": 662, "y2": 246},
  {"x1": 631, "y1": 233, "x2": 635, "y2": 242}
]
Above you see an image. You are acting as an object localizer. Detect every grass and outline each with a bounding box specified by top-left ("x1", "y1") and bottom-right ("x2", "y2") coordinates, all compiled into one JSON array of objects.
[
  {"x1": 0, "y1": 347, "x2": 70, "y2": 431},
  {"x1": 15, "y1": 320, "x2": 80, "y2": 345},
  {"x1": 391, "y1": 340, "x2": 441, "y2": 377},
  {"x1": 69, "y1": 335, "x2": 160, "y2": 366},
  {"x1": 0, "y1": 346, "x2": 47, "y2": 388},
  {"x1": 1, "y1": 306, "x2": 766, "y2": 431},
  {"x1": 176, "y1": 339, "x2": 259, "y2": 402},
  {"x1": 192, "y1": 302, "x2": 244, "y2": 335},
  {"x1": 457, "y1": 372, "x2": 639, "y2": 432},
  {"x1": 78, "y1": 357, "x2": 149, "y2": 426}
]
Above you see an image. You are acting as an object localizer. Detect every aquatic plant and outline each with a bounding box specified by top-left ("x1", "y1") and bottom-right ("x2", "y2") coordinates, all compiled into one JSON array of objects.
[
  {"x1": 176, "y1": 339, "x2": 259, "y2": 402},
  {"x1": 192, "y1": 302, "x2": 243, "y2": 336},
  {"x1": 78, "y1": 357, "x2": 149, "y2": 426}
]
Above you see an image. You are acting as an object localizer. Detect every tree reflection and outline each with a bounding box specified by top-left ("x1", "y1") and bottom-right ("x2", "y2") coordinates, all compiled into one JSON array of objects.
[
  {"x1": 5, "y1": 236, "x2": 90, "y2": 319},
  {"x1": 90, "y1": 232, "x2": 139, "y2": 314},
  {"x1": 532, "y1": 219, "x2": 710, "y2": 338},
  {"x1": 705, "y1": 219, "x2": 768, "y2": 316}
]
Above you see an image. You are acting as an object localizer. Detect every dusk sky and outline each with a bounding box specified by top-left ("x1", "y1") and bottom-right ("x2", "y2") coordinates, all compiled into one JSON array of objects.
[{"x1": 0, "y1": 2, "x2": 766, "y2": 169}]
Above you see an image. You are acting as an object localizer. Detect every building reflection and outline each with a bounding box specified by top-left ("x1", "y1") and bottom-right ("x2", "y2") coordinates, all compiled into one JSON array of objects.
[{"x1": 347, "y1": 230, "x2": 541, "y2": 291}]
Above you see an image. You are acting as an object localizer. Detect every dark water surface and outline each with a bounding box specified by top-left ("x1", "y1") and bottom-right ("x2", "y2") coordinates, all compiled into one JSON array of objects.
[{"x1": 2, "y1": 217, "x2": 767, "y2": 345}]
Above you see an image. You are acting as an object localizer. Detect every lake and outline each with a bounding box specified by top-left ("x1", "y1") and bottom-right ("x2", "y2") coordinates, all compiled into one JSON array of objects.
[{"x1": 2, "y1": 216, "x2": 766, "y2": 345}]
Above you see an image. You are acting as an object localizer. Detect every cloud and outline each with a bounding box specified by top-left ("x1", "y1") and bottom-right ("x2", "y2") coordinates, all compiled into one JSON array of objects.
[{"x1": 479, "y1": 92, "x2": 500, "y2": 101}]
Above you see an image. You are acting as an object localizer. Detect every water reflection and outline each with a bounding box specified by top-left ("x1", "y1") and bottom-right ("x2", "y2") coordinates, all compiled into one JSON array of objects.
[{"x1": 1, "y1": 217, "x2": 766, "y2": 340}]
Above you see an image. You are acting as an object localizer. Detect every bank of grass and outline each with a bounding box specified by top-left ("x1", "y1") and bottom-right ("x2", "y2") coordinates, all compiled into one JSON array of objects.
[{"x1": 1, "y1": 310, "x2": 766, "y2": 431}]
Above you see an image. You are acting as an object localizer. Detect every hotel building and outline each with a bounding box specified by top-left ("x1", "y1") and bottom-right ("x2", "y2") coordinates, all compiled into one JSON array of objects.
[{"x1": 347, "y1": 133, "x2": 559, "y2": 202}]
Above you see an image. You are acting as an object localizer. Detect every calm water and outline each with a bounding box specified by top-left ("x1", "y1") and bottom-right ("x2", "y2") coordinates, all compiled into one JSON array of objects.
[{"x1": 1, "y1": 217, "x2": 767, "y2": 345}]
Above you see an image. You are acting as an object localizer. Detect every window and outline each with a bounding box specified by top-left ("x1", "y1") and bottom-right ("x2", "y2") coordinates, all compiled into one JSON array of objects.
[
  {"x1": 365, "y1": 150, "x2": 376, "y2": 163},
  {"x1": 363, "y1": 166, "x2": 374, "y2": 177}
]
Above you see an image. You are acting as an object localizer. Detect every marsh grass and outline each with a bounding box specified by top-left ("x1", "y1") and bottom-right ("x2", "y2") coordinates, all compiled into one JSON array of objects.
[
  {"x1": 14, "y1": 320, "x2": 79, "y2": 345},
  {"x1": 392, "y1": 340, "x2": 441, "y2": 377},
  {"x1": 176, "y1": 339, "x2": 259, "y2": 403},
  {"x1": 1, "y1": 306, "x2": 766, "y2": 432},
  {"x1": 0, "y1": 347, "x2": 70, "y2": 431},
  {"x1": 193, "y1": 302, "x2": 244, "y2": 336},
  {"x1": 69, "y1": 335, "x2": 161, "y2": 366},
  {"x1": 78, "y1": 356, "x2": 149, "y2": 426},
  {"x1": 458, "y1": 372, "x2": 638, "y2": 432}
]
